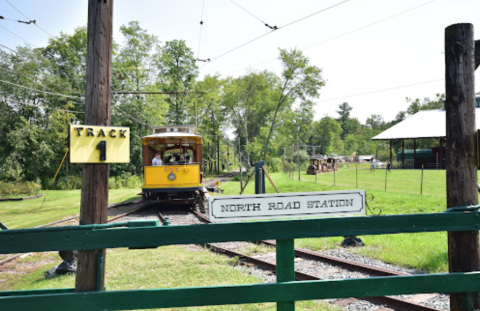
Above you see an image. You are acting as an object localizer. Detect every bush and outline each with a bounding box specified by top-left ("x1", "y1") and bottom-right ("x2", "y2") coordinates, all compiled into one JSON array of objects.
[
  {"x1": 266, "y1": 157, "x2": 283, "y2": 173},
  {"x1": 0, "y1": 181, "x2": 41, "y2": 198},
  {"x1": 54, "y1": 175, "x2": 82, "y2": 190}
]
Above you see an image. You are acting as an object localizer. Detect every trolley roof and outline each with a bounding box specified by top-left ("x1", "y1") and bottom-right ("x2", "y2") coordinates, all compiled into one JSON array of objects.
[{"x1": 141, "y1": 132, "x2": 203, "y2": 144}]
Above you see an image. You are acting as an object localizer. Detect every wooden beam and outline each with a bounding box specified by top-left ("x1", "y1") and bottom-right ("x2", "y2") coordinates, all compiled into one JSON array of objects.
[
  {"x1": 76, "y1": 0, "x2": 113, "y2": 293},
  {"x1": 262, "y1": 166, "x2": 280, "y2": 193},
  {"x1": 445, "y1": 23, "x2": 480, "y2": 311}
]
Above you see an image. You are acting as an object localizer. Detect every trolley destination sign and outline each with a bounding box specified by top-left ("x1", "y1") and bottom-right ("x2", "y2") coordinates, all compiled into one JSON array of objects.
[{"x1": 208, "y1": 190, "x2": 366, "y2": 222}]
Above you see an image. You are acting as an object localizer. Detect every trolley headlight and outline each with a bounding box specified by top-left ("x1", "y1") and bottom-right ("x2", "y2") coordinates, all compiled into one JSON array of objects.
[{"x1": 168, "y1": 172, "x2": 176, "y2": 181}]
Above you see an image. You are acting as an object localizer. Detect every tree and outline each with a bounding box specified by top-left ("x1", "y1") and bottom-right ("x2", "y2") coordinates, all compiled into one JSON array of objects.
[
  {"x1": 312, "y1": 117, "x2": 342, "y2": 154},
  {"x1": 260, "y1": 48, "x2": 324, "y2": 157},
  {"x1": 336, "y1": 102, "x2": 352, "y2": 123},
  {"x1": 366, "y1": 114, "x2": 386, "y2": 131},
  {"x1": 156, "y1": 40, "x2": 198, "y2": 124}
]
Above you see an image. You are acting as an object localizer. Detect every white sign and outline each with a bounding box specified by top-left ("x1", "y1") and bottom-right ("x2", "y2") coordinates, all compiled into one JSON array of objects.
[{"x1": 208, "y1": 190, "x2": 366, "y2": 222}]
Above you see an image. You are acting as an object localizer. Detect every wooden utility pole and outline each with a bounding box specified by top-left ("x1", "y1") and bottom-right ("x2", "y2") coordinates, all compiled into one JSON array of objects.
[
  {"x1": 445, "y1": 23, "x2": 480, "y2": 311},
  {"x1": 283, "y1": 148, "x2": 286, "y2": 173},
  {"x1": 290, "y1": 144, "x2": 293, "y2": 179},
  {"x1": 76, "y1": 0, "x2": 113, "y2": 293}
]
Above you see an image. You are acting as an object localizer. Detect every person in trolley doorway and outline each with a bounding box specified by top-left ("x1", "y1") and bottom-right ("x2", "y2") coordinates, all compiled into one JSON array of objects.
[{"x1": 152, "y1": 153, "x2": 163, "y2": 166}]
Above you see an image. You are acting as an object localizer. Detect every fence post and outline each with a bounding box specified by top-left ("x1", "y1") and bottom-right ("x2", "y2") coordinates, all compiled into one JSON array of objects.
[
  {"x1": 290, "y1": 144, "x2": 294, "y2": 179},
  {"x1": 385, "y1": 165, "x2": 388, "y2": 191},
  {"x1": 333, "y1": 165, "x2": 336, "y2": 186},
  {"x1": 255, "y1": 161, "x2": 265, "y2": 194},
  {"x1": 276, "y1": 239, "x2": 295, "y2": 311},
  {"x1": 356, "y1": 163, "x2": 358, "y2": 188},
  {"x1": 421, "y1": 164, "x2": 424, "y2": 195},
  {"x1": 445, "y1": 23, "x2": 480, "y2": 311}
]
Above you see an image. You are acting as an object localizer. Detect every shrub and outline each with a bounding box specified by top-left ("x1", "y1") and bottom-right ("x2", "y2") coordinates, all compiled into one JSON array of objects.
[
  {"x1": 0, "y1": 181, "x2": 41, "y2": 198},
  {"x1": 54, "y1": 175, "x2": 82, "y2": 190}
]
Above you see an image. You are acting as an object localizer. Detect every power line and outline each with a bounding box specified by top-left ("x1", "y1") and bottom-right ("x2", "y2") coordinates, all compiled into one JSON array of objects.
[
  {"x1": 113, "y1": 106, "x2": 152, "y2": 129},
  {"x1": 0, "y1": 43, "x2": 16, "y2": 54},
  {"x1": 0, "y1": 66, "x2": 83, "y2": 96},
  {"x1": 202, "y1": 0, "x2": 351, "y2": 67},
  {"x1": 227, "y1": 0, "x2": 439, "y2": 76},
  {"x1": 1, "y1": 96, "x2": 85, "y2": 114},
  {"x1": 196, "y1": 0, "x2": 206, "y2": 61},
  {"x1": 303, "y1": 0, "x2": 439, "y2": 50},
  {"x1": 0, "y1": 79, "x2": 84, "y2": 100},
  {"x1": 0, "y1": 25, "x2": 37, "y2": 47},
  {"x1": 317, "y1": 78, "x2": 444, "y2": 102},
  {"x1": 3, "y1": 0, "x2": 53, "y2": 37},
  {"x1": 229, "y1": 0, "x2": 277, "y2": 30}
]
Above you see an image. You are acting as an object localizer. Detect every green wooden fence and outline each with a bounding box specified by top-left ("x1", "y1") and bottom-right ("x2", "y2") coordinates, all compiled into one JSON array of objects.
[{"x1": 1, "y1": 207, "x2": 480, "y2": 311}]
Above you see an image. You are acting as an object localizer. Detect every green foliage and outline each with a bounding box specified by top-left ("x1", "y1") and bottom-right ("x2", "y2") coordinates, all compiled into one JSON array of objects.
[
  {"x1": 54, "y1": 175, "x2": 82, "y2": 190},
  {"x1": 265, "y1": 157, "x2": 283, "y2": 173},
  {"x1": 0, "y1": 181, "x2": 41, "y2": 198},
  {"x1": 109, "y1": 173, "x2": 143, "y2": 189}
]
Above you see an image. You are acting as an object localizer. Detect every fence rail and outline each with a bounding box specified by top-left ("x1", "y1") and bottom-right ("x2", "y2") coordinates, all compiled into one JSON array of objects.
[{"x1": 1, "y1": 208, "x2": 479, "y2": 311}]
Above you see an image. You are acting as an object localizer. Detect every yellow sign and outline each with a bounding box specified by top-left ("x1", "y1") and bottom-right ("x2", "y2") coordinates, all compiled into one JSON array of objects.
[{"x1": 69, "y1": 125, "x2": 130, "y2": 163}]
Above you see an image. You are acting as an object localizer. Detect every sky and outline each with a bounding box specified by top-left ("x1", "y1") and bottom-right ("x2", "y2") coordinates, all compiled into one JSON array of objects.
[{"x1": 1, "y1": 0, "x2": 480, "y2": 124}]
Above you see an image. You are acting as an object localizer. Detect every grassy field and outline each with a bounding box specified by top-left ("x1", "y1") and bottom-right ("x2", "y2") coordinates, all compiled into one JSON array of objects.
[
  {"x1": 220, "y1": 170, "x2": 452, "y2": 273},
  {"x1": 1, "y1": 245, "x2": 338, "y2": 311},
  {"x1": 0, "y1": 189, "x2": 141, "y2": 229},
  {"x1": 292, "y1": 166, "x2": 446, "y2": 197}
]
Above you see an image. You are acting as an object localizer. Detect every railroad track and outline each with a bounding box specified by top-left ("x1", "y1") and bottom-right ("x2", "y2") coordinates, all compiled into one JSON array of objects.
[{"x1": 156, "y1": 207, "x2": 446, "y2": 311}]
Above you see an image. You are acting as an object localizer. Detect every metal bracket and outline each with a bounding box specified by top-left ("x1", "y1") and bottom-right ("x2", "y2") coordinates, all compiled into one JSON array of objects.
[{"x1": 365, "y1": 193, "x2": 382, "y2": 215}]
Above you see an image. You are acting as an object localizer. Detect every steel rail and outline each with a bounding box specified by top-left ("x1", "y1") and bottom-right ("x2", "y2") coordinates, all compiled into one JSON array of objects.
[{"x1": 203, "y1": 242, "x2": 441, "y2": 311}]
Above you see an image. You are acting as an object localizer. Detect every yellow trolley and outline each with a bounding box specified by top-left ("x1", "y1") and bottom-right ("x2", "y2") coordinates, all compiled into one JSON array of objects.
[{"x1": 141, "y1": 126, "x2": 206, "y2": 210}]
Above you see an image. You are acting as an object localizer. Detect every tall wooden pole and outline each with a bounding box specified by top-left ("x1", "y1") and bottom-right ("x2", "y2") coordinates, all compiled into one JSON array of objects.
[
  {"x1": 389, "y1": 140, "x2": 393, "y2": 164},
  {"x1": 76, "y1": 0, "x2": 113, "y2": 293},
  {"x1": 290, "y1": 144, "x2": 293, "y2": 179},
  {"x1": 297, "y1": 144, "x2": 300, "y2": 181},
  {"x1": 445, "y1": 23, "x2": 480, "y2": 311}
]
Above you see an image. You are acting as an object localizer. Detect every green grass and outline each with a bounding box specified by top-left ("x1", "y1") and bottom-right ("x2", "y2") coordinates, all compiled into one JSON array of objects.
[
  {"x1": 1, "y1": 246, "x2": 339, "y2": 311},
  {"x1": 0, "y1": 189, "x2": 141, "y2": 229},
  {"x1": 220, "y1": 170, "x2": 452, "y2": 273}
]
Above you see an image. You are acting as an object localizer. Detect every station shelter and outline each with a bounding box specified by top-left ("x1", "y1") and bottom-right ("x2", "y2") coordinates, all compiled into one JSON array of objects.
[{"x1": 372, "y1": 99, "x2": 480, "y2": 169}]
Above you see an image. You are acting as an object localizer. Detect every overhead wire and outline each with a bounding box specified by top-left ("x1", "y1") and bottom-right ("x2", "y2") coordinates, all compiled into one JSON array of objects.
[
  {"x1": 0, "y1": 25, "x2": 37, "y2": 47},
  {"x1": 227, "y1": 0, "x2": 439, "y2": 76},
  {"x1": 0, "y1": 66, "x2": 84, "y2": 96},
  {"x1": 202, "y1": 0, "x2": 351, "y2": 67},
  {"x1": 3, "y1": 0, "x2": 54, "y2": 37},
  {"x1": 317, "y1": 78, "x2": 444, "y2": 102},
  {"x1": 196, "y1": 0, "x2": 207, "y2": 62},
  {"x1": 1, "y1": 96, "x2": 85, "y2": 114},
  {"x1": 229, "y1": 0, "x2": 277, "y2": 30},
  {"x1": 0, "y1": 79, "x2": 84, "y2": 100}
]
